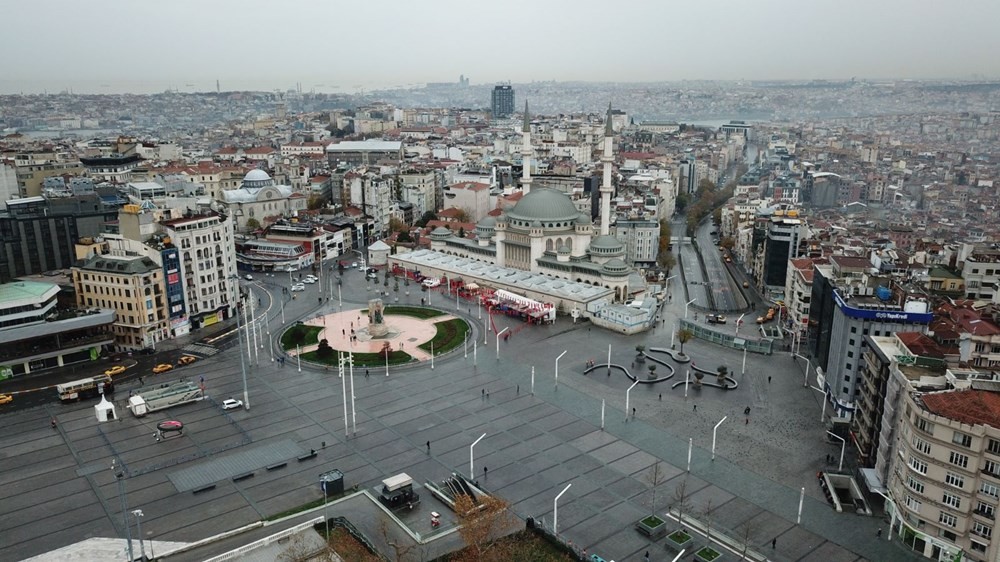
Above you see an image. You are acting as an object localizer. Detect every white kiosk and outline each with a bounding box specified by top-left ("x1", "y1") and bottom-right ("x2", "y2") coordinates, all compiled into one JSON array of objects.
[{"x1": 94, "y1": 394, "x2": 117, "y2": 422}]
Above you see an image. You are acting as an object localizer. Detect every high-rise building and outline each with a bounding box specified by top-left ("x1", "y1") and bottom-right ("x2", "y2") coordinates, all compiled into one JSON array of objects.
[{"x1": 491, "y1": 85, "x2": 515, "y2": 119}]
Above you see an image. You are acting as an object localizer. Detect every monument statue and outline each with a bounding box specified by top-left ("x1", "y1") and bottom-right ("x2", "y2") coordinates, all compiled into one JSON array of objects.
[{"x1": 368, "y1": 298, "x2": 388, "y2": 337}]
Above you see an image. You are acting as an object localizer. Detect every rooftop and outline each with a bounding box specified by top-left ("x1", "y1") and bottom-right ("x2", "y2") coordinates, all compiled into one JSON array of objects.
[
  {"x1": 921, "y1": 389, "x2": 1000, "y2": 429},
  {"x1": 0, "y1": 280, "x2": 60, "y2": 305},
  {"x1": 326, "y1": 140, "x2": 402, "y2": 152}
]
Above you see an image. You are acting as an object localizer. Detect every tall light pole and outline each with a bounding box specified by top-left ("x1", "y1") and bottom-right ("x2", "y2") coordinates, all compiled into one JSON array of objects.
[
  {"x1": 827, "y1": 430, "x2": 846, "y2": 472},
  {"x1": 736, "y1": 313, "x2": 745, "y2": 336},
  {"x1": 112, "y1": 461, "x2": 133, "y2": 562},
  {"x1": 810, "y1": 385, "x2": 828, "y2": 422},
  {"x1": 555, "y1": 350, "x2": 567, "y2": 388},
  {"x1": 794, "y1": 352, "x2": 812, "y2": 387},
  {"x1": 553, "y1": 483, "x2": 572, "y2": 537},
  {"x1": 470, "y1": 432, "x2": 486, "y2": 477},
  {"x1": 496, "y1": 327, "x2": 509, "y2": 360},
  {"x1": 349, "y1": 352, "x2": 356, "y2": 435},
  {"x1": 625, "y1": 379, "x2": 639, "y2": 421},
  {"x1": 741, "y1": 346, "x2": 747, "y2": 377},
  {"x1": 685, "y1": 298, "x2": 697, "y2": 319},
  {"x1": 235, "y1": 292, "x2": 250, "y2": 410},
  {"x1": 711, "y1": 416, "x2": 727, "y2": 461},
  {"x1": 132, "y1": 509, "x2": 146, "y2": 562},
  {"x1": 664, "y1": 274, "x2": 677, "y2": 300},
  {"x1": 342, "y1": 353, "x2": 349, "y2": 437}
]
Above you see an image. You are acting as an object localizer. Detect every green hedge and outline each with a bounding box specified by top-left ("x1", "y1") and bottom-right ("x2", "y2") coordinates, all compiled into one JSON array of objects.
[
  {"x1": 301, "y1": 349, "x2": 412, "y2": 367},
  {"x1": 383, "y1": 305, "x2": 445, "y2": 319},
  {"x1": 418, "y1": 318, "x2": 470, "y2": 354},
  {"x1": 280, "y1": 324, "x2": 323, "y2": 350}
]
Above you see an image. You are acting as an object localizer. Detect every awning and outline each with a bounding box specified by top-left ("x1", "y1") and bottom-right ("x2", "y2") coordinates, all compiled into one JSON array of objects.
[
  {"x1": 859, "y1": 468, "x2": 886, "y2": 494},
  {"x1": 466, "y1": 283, "x2": 479, "y2": 290}
]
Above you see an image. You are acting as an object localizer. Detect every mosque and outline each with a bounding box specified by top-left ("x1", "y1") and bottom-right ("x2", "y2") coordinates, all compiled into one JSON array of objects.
[
  {"x1": 400, "y1": 104, "x2": 649, "y2": 308},
  {"x1": 218, "y1": 169, "x2": 307, "y2": 230}
]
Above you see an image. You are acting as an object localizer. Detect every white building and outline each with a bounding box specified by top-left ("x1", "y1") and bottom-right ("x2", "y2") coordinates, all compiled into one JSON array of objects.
[{"x1": 218, "y1": 170, "x2": 307, "y2": 231}]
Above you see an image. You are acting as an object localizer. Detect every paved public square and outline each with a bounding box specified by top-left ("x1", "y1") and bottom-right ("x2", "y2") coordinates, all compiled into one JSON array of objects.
[{"x1": 0, "y1": 268, "x2": 920, "y2": 561}]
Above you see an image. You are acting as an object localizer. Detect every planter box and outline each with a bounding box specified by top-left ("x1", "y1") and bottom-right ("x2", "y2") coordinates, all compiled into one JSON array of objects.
[
  {"x1": 666, "y1": 529, "x2": 692, "y2": 552},
  {"x1": 635, "y1": 516, "x2": 667, "y2": 540},
  {"x1": 695, "y1": 546, "x2": 722, "y2": 562}
]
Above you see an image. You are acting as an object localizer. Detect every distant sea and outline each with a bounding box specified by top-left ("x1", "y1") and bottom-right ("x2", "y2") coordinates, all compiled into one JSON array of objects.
[{"x1": 0, "y1": 79, "x2": 396, "y2": 96}]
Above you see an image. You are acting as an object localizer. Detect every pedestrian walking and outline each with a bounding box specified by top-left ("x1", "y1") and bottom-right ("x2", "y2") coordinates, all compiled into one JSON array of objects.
[
  {"x1": 876, "y1": 528, "x2": 882, "y2": 539},
  {"x1": 365, "y1": 369, "x2": 370, "y2": 378},
  {"x1": 516, "y1": 384, "x2": 520, "y2": 394},
  {"x1": 772, "y1": 537, "x2": 776, "y2": 548},
  {"x1": 693, "y1": 404, "x2": 697, "y2": 411},
  {"x1": 632, "y1": 407, "x2": 636, "y2": 417},
  {"x1": 426, "y1": 440, "x2": 430, "y2": 453},
  {"x1": 768, "y1": 375, "x2": 772, "y2": 384},
  {"x1": 484, "y1": 466, "x2": 488, "y2": 477},
  {"x1": 486, "y1": 391, "x2": 490, "y2": 399},
  {"x1": 343, "y1": 329, "x2": 346, "y2": 336},
  {"x1": 745, "y1": 418, "x2": 749, "y2": 425},
  {"x1": 644, "y1": 551, "x2": 649, "y2": 562},
  {"x1": 482, "y1": 388, "x2": 485, "y2": 398},
  {"x1": 659, "y1": 393, "x2": 662, "y2": 401}
]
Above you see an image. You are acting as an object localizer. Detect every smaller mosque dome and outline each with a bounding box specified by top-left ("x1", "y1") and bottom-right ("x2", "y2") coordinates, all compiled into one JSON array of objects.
[
  {"x1": 557, "y1": 245, "x2": 570, "y2": 254},
  {"x1": 430, "y1": 227, "x2": 453, "y2": 239},
  {"x1": 531, "y1": 220, "x2": 542, "y2": 229},
  {"x1": 601, "y1": 258, "x2": 630, "y2": 276},
  {"x1": 576, "y1": 213, "x2": 592, "y2": 225},
  {"x1": 477, "y1": 216, "x2": 496, "y2": 228},
  {"x1": 589, "y1": 235, "x2": 625, "y2": 255}
]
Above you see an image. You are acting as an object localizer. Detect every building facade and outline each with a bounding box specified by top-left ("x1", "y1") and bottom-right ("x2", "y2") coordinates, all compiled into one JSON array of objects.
[{"x1": 491, "y1": 85, "x2": 515, "y2": 119}]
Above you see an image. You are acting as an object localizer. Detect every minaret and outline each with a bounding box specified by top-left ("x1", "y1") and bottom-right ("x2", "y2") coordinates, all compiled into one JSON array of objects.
[
  {"x1": 600, "y1": 103, "x2": 615, "y2": 236},
  {"x1": 520, "y1": 101, "x2": 533, "y2": 195}
]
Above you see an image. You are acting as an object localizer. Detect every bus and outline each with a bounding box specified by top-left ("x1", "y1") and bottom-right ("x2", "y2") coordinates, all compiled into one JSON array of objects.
[{"x1": 56, "y1": 374, "x2": 115, "y2": 402}]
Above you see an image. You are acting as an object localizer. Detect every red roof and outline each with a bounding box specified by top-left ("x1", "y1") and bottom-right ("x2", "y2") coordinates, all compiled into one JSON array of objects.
[
  {"x1": 895, "y1": 332, "x2": 946, "y2": 359},
  {"x1": 245, "y1": 146, "x2": 275, "y2": 155},
  {"x1": 922, "y1": 390, "x2": 1000, "y2": 428}
]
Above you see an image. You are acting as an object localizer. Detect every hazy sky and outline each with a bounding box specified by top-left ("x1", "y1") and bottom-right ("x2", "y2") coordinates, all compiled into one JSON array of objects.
[{"x1": 2, "y1": 0, "x2": 999, "y2": 93}]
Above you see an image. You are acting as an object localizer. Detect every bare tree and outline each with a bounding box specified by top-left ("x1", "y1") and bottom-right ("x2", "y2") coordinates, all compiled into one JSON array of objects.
[
  {"x1": 644, "y1": 461, "x2": 667, "y2": 516},
  {"x1": 672, "y1": 476, "x2": 693, "y2": 526},
  {"x1": 277, "y1": 533, "x2": 339, "y2": 562},
  {"x1": 701, "y1": 498, "x2": 718, "y2": 548},
  {"x1": 737, "y1": 519, "x2": 757, "y2": 561},
  {"x1": 452, "y1": 493, "x2": 521, "y2": 562}
]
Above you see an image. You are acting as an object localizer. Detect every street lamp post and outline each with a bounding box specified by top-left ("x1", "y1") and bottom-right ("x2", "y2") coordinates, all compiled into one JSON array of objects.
[
  {"x1": 555, "y1": 350, "x2": 567, "y2": 388},
  {"x1": 711, "y1": 416, "x2": 728, "y2": 461},
  {"x1": 431, "y1": 341, "x2": 434, "y2": 370},
  {"x1": 741, "y1": 346, "x2": 747, "y2": 377},
  {"x1": 625, "y1": 379, "x2": 639, "y2": 421},
  {"x1": 483, "y1": 317, "x2": 488, "y2": 345},
  {"x1": 496, "y1": 327, "x2": 509, "y2": 360},
  {"x1": 794, "y1": 352, "x2": 812, "y2": 387},
  {"x1": 132, "y1": 509, "x2": 146, "y2": 562},
  {"x1": 235, "y1": 295, "x2": 250, "y2": 410},
  {"x1": 297, "y1": 344, "x2": 301, "y2": 373},
  {"x1": 827, "y1": 431, "x2": 846, "y2": 472},
  {"x1": 736, "y1": 313, "x2": 745, "y2": 336},
  {"x1": 553, "y1": 483, "x2": 572, "y2": 537},
  {"x1": 470, "y1": 433, "x2": 486, "y2": 477},
  {"x1": 685, "y1": 298, "x2": 697, "y2": 319},
  {"x1": 809, "y1": 385, "x2": 828, "y2": 422}
]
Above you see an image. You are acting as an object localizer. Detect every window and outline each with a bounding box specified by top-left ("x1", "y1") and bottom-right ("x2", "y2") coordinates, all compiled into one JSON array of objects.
[
  {"x1": 950, "y1": 452, "x2": 970, "y2": 469},
  {"x1": 905, "y1": 495, "x2": 922, "y2": 513},
  {"x1": 988, "y1": 439, "x2": 1000, "y2": 456},
  {"x1": 976, "y1": 501, "x2": 995, "y2": 518},
  {"x1": 908, "y1": 477, "x2": 925, "y2": 494},
  {"x1": 945, "y1": 472, "x2": 965, "y2": 489},
  {"x1": 846, "y1": 363, "x2": 853, "y2": 371},
  {"x1": 953, "y1": 432, "x2": 972, "y2": 448},
  {"x1": 943, "y1": 492, "x2": 961, "y2": 509},
  {"x1": 939, "y1": 512, "x2": 957, "y2": 527},
  {"x1": 971, "y1": 541, "x2": 987, "y2": 554},
  {"x1": 982, "y1": 482, "x2": 1000, "y2": 498},
  {"x1": 986, "y1": 459, "x2": 1000, "y2": 477},
  {"x1": 910, "y1": 457, "x2": 928, "y2": 475},
  {"x1": 913, "y1": 437, "x2": 931, "y2": 455},
  {"x1": 973, "y1": 521, "x2": 992, "y2": 539},
  {"x1": 915, "y1": 417, "x2": 934, "y2": 435}
]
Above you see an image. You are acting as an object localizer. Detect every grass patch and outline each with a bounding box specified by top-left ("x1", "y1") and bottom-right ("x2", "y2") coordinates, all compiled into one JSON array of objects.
[
  {"x1": 302, "y1": 349, "x2": 412, "y2": 367},
  {"x1": 696, "y1": 546, "x2": 721, "y2": 561},
  {"x1": 641, "y1": 515, "x2": 665, "y2": 527},
  {"x1": 419, "y1": 318, "x2": 470, "y2": 354},
  {"x1": 668, "y1": 529, "x2": 692, "y2": 543},
  {"x1": 280, "y1": 324, "x2": 322, "y2": 351},
  {"x1": 383, "y1": 305, "x2": 445, "y2": 319}
]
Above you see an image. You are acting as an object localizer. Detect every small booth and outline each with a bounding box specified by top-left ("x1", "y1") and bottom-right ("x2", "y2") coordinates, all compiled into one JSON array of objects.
[
  {"x1": 94, "y1": 394, "x2": 117, "y2": 422},
  {"x1": 368, "y1": 240, "x2": 391, "y2": 267}
]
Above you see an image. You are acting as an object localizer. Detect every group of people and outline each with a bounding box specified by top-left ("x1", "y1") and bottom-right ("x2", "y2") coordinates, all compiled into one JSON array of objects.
[{"x1": 585, "y1": 359, "x2": 596, "y2": 368}]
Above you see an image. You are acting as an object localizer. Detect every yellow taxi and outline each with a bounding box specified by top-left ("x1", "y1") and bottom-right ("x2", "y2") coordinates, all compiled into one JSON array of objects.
[
  {"x1": 0, "y1": 394, "x2": 12, "y2": 405},
  {"x1": 104, "y1": 365, "x2": 127, "y2": 376},
  {"x1": 178, "y1": 355, "x2": 197, "y2": 366},
  {"x1": 152, "y1": 363, "x2": 174, "y2": 374}
]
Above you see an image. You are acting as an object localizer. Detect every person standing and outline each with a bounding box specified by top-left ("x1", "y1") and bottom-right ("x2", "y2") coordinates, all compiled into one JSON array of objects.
[{"x1": 426, "y1": 440, "x2": 430, "y2": 453}]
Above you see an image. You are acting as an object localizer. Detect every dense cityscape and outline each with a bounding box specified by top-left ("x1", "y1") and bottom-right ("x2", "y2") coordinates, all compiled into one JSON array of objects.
[{"x1": 4, "y1": 5, "x2": 1000, "y2": 560}]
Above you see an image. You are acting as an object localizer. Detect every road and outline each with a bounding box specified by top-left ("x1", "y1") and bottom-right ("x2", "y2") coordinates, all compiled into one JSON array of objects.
[
  {"x1": 673, "y1": 215, "x2": 708, "y2": 312},
  {"x1": 695, "y1": 216, "x2": 745, "y2": 312}
]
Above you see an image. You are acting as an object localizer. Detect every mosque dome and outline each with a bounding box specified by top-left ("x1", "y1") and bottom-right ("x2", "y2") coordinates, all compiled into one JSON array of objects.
[
  {"x1": 601, "y1": 258, "x2": 630, "y2": 276},
  {"x1": 557, "y1": 245, "x2": 570, "y2": 254},
  {"x1": 242, "y1": 169, "x2": 273, "y2": 189},
  {"x1": 576, "y1": 213, "x2": 592, "y2": 225},
  {"x1": 507, "y1": 187, "x2": 581, "y2": 223},
  {"x1": 589, "y1": 234, "x2": 625, "y2": 255},
  {"x1": 430, "y1": 227, "x2": 453, "y2": 239},
  {"x1": 477, "y1": 216, "x2": 496, "y2": 228}
]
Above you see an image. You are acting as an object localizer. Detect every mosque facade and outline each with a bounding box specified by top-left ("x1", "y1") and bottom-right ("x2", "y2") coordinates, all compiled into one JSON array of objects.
[{"x1": 218, "y1": 169, "x2": 308, "y2": 231}]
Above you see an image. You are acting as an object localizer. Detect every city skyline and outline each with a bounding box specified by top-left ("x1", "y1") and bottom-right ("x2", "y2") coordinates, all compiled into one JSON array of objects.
[{"x1": 2, "y1": 0, "x2": 999, "y2": 95}]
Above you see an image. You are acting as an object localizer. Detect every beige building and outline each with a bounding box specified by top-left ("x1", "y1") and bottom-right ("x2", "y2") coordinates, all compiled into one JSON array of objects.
[
  {"x1": 72, "y1": 254, "x2": 168, "y2": 351},
  {"x1": 885, "y1": 374, "x2": 1000, "y2": 560}
]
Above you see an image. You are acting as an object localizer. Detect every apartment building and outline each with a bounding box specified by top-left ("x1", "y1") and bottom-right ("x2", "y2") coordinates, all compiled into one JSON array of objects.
[
  {"x1": 160, "y1": 211, "x2": 238, "y2": 330},
  {"x1": 400, "y1": 169, "x2": 438, "y2": 220},
  {"x1": 960, "y1": 247, "x2": 1000, "y2": 300},
  {"x1": 785, "y1": 257, "x2": 820, "y2": 338},
  {"x1": 72, "y1": 254, "x2": 168, "y2": 351},
  {"x1": 887, "y1": 383, "x2": 1000, "y2": 560}
]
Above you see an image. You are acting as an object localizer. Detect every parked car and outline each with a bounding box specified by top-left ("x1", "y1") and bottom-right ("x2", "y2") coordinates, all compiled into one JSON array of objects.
[
  {"x1": 152, "y1": 363, "x2": 174, "y2": 374},
  {"x1": 302, "y1": 278, "x2": 317, "y2": 284},
  {"x1": 104, "y1": 365, "x2": 127, "y2": 376},
  {"x1": 245, "y1": 274, "x2": 253, "y2": 280},
  {"x1": 178, "y1": 355, "x2": 197, "y2": 365},
  {"x1": 222, "y1": 398, "x2": 243, "y2": 410},
  {"x1": 351, "y1": 262, "x2": 358, "y2": 268},
  {"x1": 743, "y1": 281, "x2": 750, "y2": 288},
  {"x1": 422, "y1": 278, "x2": 441, "y2": 288},
  {"x1": 291, "y1": 284, "x2": 306, "y2": 292}
]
